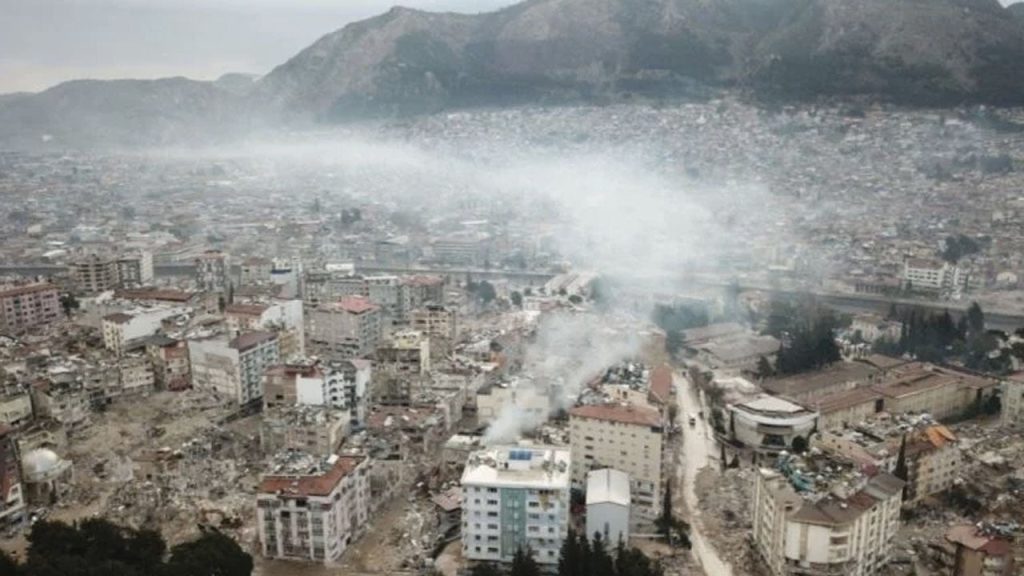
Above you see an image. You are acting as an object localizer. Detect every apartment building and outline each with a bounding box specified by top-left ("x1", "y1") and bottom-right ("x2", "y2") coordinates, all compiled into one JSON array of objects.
[
  {"x1": 144, "y1": 335, "x2": 191, "y2": 391},
  {"x1": 188, "y1": 331, "x2": 280, "y2": 406},
  {"x1": 460, "y1": 446, "x2": 570, "y2": 566},
  {"x1": 264, "y1": 361, "x2": 371, "y2": 430},
  {"x1": 101, "y1": 307, "x2": 184, "y2": 356},
  {"x1": 0, "y1": 426, "x2": 25, "y2": 529},
  {"x1": 256, "y1": 454, "x2": 370, "y2": 565},
  {"x1": 568, "y1": 404, "x2": 663, "y2": 521},
  {"x1": 225, "y1": 299, "x2": 305, "y2": 358},
  {"x1": 411, "y1": 304, "x2": 458, "y2": 340},
  {"x1": 945, "y1": 524, "x2": 1017, "y2": 576},
  {"x1": 69, "y1": 253, "x2": 153, "y2": 294},
  {"x1": 752, "y1": 462, "x2": 904, "y2": 576},
  {"x1": 903, "y1": 258, "x2": 965, "y2": 293},
  {"x1": 0, "y1": 283, "x2": 62, "y2": 333},
  {"x1": 0, "y1": 388, "x2": 33, "y2": 428},
  {"x1": 1001, "y1": 374, "x2": 1024, "y2": 426},
  {"x1": 260, "y1": 407, "x2": 348, "y2": 455},
  {"x1": 375, "y1": 330, "x2": 430, "y2": 376},
  {"x1": 308, "y1": 297, "x2": 382, "y2": 360},
  {"x1": 816, "y1": 420, "x2": 961, "y2": 505},
  {"x1": 194, "y1": 250, "x2": 230, "y2": 293}
]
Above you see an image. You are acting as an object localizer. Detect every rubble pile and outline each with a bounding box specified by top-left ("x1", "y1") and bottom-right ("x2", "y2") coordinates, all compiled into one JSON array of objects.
[{"x1": 694, "y1": 466, "x2": 757, "y2": 574}]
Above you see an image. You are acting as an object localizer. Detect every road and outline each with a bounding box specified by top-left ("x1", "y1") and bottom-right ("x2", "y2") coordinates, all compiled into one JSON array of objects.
[{"x1": 674, "y1": 370, "x2": 733, "y2": 576}]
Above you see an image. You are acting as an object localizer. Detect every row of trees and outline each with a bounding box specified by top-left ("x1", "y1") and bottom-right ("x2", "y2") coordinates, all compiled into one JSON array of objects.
[
  {"x1": 762, "y1": 300, "x2": 842, "y2": 376},
  {"x1": 0, "y1": 519, "x2": 252, "y2": 576},
  {"x1": 468, "y1": 531, "x2": 664, "y2": 576}
]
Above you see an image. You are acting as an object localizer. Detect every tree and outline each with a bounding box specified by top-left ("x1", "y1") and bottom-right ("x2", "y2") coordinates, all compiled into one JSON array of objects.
[
  {"x1": 667, "y1": 404, "x2": 679, "y2": 430},
  {"x1": 658, "y1": 480, "x2": 674, "y2": 539},
  {"x1": 568, "y1": 294, "x2": 583, "y2": 305},
  {"x1": 0, "y1": 551, "x2": 18, "y2": 576},
  {"x1": 756, "y1": 355, "x2": 774, "y2": 379},
  {"x1": 165, "y1": 529, "x2": 252, "y2": 576},
  {"x1": 471, "y1": 563, "x2": 504, "y2": 576},
  {"x1": 665, "y1": 330, "x2": 684, "y2": 357},
  {"x1": 893, "y1": 434, "x2": 908, "y2": 495},
  {"x1": 510, "y1": 291, "x2": 523, "y2": 308},
  {"x1": 60, "y1": 293, "x2": 80, "y2": 316},
  {"x1": 589, "y1": 535, "x2": 614, "y2": 576},
  {"x1": 557, "y1": 531, "x2": 581, "y2": 576},
  {"x1": 510, "y1": 547, "x2": 541, "y2": 576},
  {"x1": 475, "y1": 281, "x2": 497, "y2": 305},
  {"x1": 966, "y1": 302, "x2": 985, "y2": 336}
]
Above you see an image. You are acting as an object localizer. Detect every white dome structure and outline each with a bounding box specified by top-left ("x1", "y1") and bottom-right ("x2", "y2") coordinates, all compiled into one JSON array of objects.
[{"x1": 21, "y1": 448, "x2": 67, "y2": 483}]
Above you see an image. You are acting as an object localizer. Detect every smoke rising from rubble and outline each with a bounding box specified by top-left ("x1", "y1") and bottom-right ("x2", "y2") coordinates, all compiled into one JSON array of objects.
[
  {"x1": 482, "y1": 313, "x2": 642, "y2": 445},
  {"x1": 159, "y1": 127, "x2": 781, "y2": 442}
]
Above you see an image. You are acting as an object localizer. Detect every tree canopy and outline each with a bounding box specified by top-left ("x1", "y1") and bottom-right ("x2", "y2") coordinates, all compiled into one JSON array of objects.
[{"x1": 8, "y1": 519, "x2": 252, "y2": 576}]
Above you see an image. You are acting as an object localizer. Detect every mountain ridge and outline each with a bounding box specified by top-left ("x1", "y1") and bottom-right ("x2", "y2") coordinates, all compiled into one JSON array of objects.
[{"x1": 4, "y1": 0, "x2": 1024, "y2": 148}]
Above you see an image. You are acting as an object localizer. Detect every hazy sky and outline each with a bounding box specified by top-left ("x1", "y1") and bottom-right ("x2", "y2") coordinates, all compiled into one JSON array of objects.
[{"x1": 0, "y1": 0, "x2": 514, "y2": 94}]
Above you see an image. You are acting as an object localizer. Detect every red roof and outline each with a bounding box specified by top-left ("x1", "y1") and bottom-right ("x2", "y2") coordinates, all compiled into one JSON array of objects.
[
  {"x1": 225, "y1": 303, "x2": 269, "y2": 316},
  {"x1": 648, "y1": 365, "x2": 673, "y2": 405},
  {"x1": 258, "y1": 455, "x2": 364, "y2": 497},
  {"x1": 116, "y1": 288, "x2": 193, "y2": 303},
  {"x1": 570, "y1": 403, "x2": 662, "y2": 428},
  {"x1": 332, "y1": 296, "x2": 379, "y2": 315},
  {"x1": 0, "y1": 284, "x2": 58, "y2": 298}
]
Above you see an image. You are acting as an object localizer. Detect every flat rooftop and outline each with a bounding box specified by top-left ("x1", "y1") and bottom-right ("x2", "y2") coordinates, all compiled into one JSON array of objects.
[{"x1": 461, "y1": 446, "x2": 570, "y2": 489}]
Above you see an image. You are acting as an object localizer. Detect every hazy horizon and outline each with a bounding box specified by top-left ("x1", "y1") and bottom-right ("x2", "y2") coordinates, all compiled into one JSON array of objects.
[{"x1": 0, "y1": 0, "x2": 515, "y2": 94}]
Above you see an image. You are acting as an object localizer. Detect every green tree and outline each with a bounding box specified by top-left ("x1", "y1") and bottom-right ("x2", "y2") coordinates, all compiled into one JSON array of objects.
[
  {"x1": 557, "y1": 531, "x2": 581, "y2": 576},
  {"x1": 60, "y1": 293, "x2": 80, "y2": 316},
  {"x1": 589, "y1": 535, "x2": 615, "y2": 576},
  {"x1": 0, "y1": 550, "x2": 20, "y2": 576},
  {"x1": 756, "y1": 355, "x2": 774, "y2": 378},
  {"x1": 510, "y1": 547, "x2": 541, "y2": 576},
  {"x1": 510, "y1": 291, "x2": 523, "y2": 308},
  {"x1": 165, "y1": 530, "x2": 252, "y2": 576},
  {"x1": 966, "y1": 302, "x2": 985, "y2": 335},
  {"x1": 568, "y1": 294, "x2": 583, "y2": 305},
  {"x1": 658, "y1": 480, "x2": 674, "y2": 539},
  {"x1": 893, "y1": 434, "x2": 908, "y2": 500},
  {"x1": 471, "y1": 563, "x2": 504, "y2": 576},
  {"x1": 475, "y1": 281, "x2": 497, "y2": 305}
]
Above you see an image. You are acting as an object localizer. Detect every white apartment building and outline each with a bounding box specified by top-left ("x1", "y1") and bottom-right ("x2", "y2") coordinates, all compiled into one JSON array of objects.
[
  {"x1": 461, "y1": 446, "x2": 570, "y2": 566},
  {"x1": 225, "y1": 299, "x2": 305, "y2": 358},
  {"x1": 308, "y1": 297, "x2": 383, "y2": 360},
  {"x1": 903, "y1": 258, "x2": 965, "y2": 293},
  {"x1": 257, "y1": 454, "x2": 370, "y2": 565},
  {"x1": 264, "y1": 360, "x2": 371, "y2": 430},
  {"x1": 189, "y1": 331, "x2": 280, "y2": 406},
  {"x1": 118, "y1": 353, "x2": 156, "y2": 397},
  {"x1": 101, "y1": 306, "x2": 186, "y2": 356},
  {"x1": 752, "y1": 464, "x2": 904, "y2": 576},
  {"x1": 568, "y1": 404, "x2": 663, "y2": 521}
]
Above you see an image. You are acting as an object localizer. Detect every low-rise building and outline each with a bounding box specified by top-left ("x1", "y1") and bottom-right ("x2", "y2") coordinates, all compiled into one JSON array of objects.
[
  {"x1": 871, "y1": 364, "x2": 998, "y2": 421},
  {"x1": 585, "y1": 468, "x2": 630, "y2": 546},
  {"x1": 1000, "y1": 374, "x2": 1024, "y2": 426},
  {"x1": 727, "y1": 395, "x2": 819, "y2": 455},
  {"x1": 569, "y1": 403, "x2": 663, "y2": 521},
  {"x1": 101, "y1": 306, "x2": 185, "y2": 356},
  {"x1": 256, "y1": 453, "x2": 370, "y2": 565},
  {"x1": 460, "y1": 446, "x2": 570, "y2": 566}
]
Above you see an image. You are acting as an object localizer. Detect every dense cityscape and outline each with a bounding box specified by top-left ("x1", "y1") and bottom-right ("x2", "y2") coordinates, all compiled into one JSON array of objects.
[{"x1": 0, "y1": 97, "x2": 1021, "y2": 576}]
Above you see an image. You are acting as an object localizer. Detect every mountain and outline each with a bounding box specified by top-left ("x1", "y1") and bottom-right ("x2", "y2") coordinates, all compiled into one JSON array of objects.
[
  {"x1": 1010, "y1": 1, "x2": 1024, "y2": 21},
  {"x1": 0, "y1": 77, "x2": 244, "y2": 149},
  {"x1": 3, "y1": 0, "x2": 1024, "y2": 147},
  {"x1": 254, "y1": 0, "x2": 1024, "y2": 119}
]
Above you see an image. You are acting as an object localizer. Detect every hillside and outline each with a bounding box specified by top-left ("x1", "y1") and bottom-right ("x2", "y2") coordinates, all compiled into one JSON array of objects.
[{"x1": 3, "y1": 0, "x2": 1024, "y2": 147}]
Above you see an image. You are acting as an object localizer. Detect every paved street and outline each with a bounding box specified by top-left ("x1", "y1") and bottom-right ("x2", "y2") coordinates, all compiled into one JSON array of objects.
[{"x1": 674, "y1": 370, "x2": 733, "y2": 576}]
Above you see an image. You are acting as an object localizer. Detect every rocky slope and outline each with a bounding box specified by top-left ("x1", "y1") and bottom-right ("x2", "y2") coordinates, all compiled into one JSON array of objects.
[{"x1": 3, "y1": 0, "x2": 1024, "y2": 147}]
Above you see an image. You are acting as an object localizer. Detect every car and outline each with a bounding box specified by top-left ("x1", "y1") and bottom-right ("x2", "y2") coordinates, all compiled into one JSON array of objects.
[{"x1": 688, "y1": 414, "x2": 697, "y2": 426}]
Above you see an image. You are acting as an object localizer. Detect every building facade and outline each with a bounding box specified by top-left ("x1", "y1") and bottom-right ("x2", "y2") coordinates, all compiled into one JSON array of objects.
[
  {"x1": 257, "y1": 454, "x2": 370, "y2": 565},
  {"x1": 752, "y1": 466, "x2": 904, "y2": 576},
  {"x1": 568, "y1": 404, "x2": 663, "y2": 521},
  {"x1": 189, "y1": 331, "x2": 280, "y2": 405},
  {"x1": 308, "y1": 297, "x2": 382, "y2": 360},
  {"x1": 0, "y1": 283, "x2": 62, "y2": 333},
  {"x1": 461, "y1": 446, "x2": 570, "y2": 566}
]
